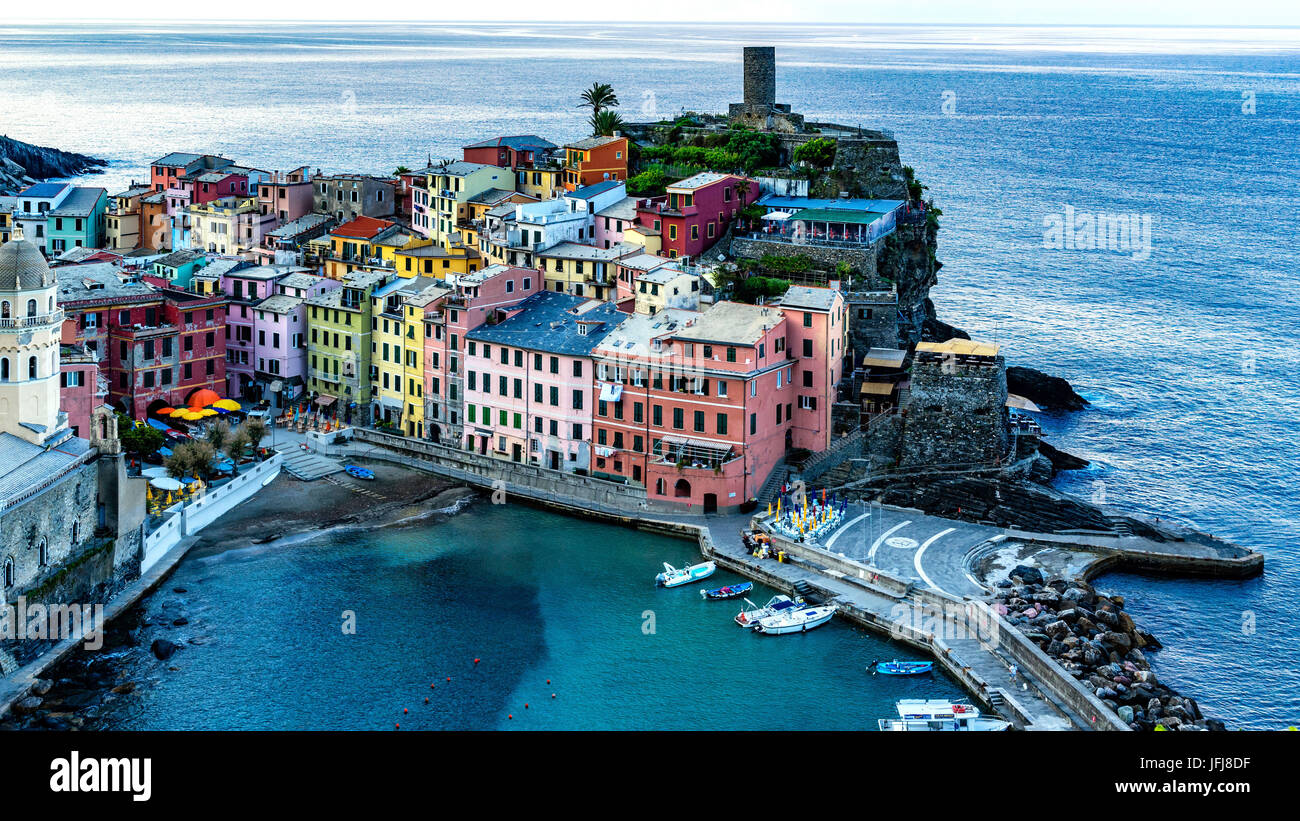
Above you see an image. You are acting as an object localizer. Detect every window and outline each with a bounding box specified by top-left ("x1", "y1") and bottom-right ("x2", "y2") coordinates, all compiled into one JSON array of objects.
[
  {"x1": 672, "y1": 408, "x2": 684, "y2": 429},
  {"x1": 693, "y1": 410, "x2": 705, "y2": 433},
  {"x1": 803, "y1": 339, "x2": 813, "y2": 357},
  {"x1": 572, "y1": 390, "x2": 583, "y2": 410}
]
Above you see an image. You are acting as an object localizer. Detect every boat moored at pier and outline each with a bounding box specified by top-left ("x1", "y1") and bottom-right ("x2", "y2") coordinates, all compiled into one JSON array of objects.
[
  {"x1": 656, "y1": 560, "x2": 717, "y2": 587},
  {"x1": 878, "y1": 700, "x2": 1011, "y2": 731}
]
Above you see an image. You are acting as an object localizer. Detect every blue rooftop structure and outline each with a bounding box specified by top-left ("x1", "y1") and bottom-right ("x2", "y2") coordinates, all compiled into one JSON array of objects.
[
  {"x1": 569, "y1": 180, "x2": 623, "y2": 200},
  {"x1": 18, "y1": 182, "x2": 70, "y2": 199},
  {"x1": 467, "y1": 291, "x2": 625, "y2": 357},
  {"x1": 754, "y1": 195, "x2": 907, "y2": 214}
]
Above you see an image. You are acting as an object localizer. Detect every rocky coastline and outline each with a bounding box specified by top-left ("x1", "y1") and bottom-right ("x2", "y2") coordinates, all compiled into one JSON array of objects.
[
  {"x1": 0, "y1": 135, "x2": 108, "y2": 195},
  {"x1": 994, "y1": 566, "x2": 1225, "y2": 731}
]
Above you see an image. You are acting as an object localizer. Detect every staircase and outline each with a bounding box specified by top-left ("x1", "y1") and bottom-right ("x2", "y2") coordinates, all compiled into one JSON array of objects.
[
  {"x1": 755, "y1": 463, "x2": 793, "y2": 508},
  {"x1": 277, "y1": 446, "x2": 344, "y2": 481}
]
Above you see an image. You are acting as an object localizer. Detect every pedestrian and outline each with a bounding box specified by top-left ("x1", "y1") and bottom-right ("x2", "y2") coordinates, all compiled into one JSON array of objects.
[{"x1": 1009, "y1": 663, "x2": 1019, "y2": 683}]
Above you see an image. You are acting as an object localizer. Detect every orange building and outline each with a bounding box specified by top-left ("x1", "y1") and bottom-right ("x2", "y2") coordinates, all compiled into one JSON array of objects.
[{"x1": 562, "y1": 136, "x2": 628, "y2": 192}]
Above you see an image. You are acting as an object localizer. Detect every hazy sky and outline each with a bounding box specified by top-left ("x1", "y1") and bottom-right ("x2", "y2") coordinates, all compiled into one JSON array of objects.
[{"x1": 8, "y1": 1, "x2": 1300, "y2": 25}]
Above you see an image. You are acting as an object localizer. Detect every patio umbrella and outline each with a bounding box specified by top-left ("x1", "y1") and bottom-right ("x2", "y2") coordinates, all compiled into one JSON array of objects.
[
  {"x1": 149, "y1": 477, "x2": 182, "y2": 492},
  {"x1": 169, "y1": 408, "x2": 188, "y2": 418},
  {"x1": 181, "y1": 411, "x2": 204, "y2": 421},
  {"x1": 146, "y1": 418, "x2": 170, "y2": 432},
  {"x1": 188, "y1": 388, "x2": 221, "y2": 408},
  {"x1": 213, "y1": 398, "x2": 242, "y2": 412},
  {"x1": 199, "y1": 408, "x2": 218, "y2": 417},
  {"x1": 155, "y1": 407, "x2": 175, "y2": 415},
  {"x1": 142, "y1": 467, "x2": 170, "y2": 479}
]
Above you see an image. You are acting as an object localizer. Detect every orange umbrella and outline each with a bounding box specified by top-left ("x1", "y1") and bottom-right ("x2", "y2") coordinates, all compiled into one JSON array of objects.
[
  {"x1": 155, "y1": 407, "x2": 175, "y2": 415},
  {"x1": 188, "y1": 388, "x2": 221, "y2": 408}
]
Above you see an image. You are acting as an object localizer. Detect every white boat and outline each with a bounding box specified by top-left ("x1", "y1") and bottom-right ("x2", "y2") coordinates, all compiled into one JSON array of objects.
[
  {"x1": 655, "y1": 560, "x2": 716, "y2": 587},
  {"x1": 754, "y1": 603, "x2": 836, "y2": 635},
  {"x1": 877, "y1": 699, "x2": 1011, "y2": 732},
  {"x1": 734, "y1": 595, "x2": 799, "y2": 628}
]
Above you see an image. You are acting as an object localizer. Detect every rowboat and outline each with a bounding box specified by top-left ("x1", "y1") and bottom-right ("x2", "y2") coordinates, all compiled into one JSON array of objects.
[
  {"x1": 872, "y1": 660, "x2": 934, "y2": 676},
  {"x1": 735, "y1": 595, "x2": 798, "y2": 628},
  {"x1": 878, "y1": 699, "x2": 1011, "y2": 732},
  {"x1": 754, "y1": 603, "x2": 836, "y2": 635},
  {"x1": 344, "y1": 465, "x2": 375, "y2": 480},
  {"x1": 701, "y1": 581, "x2": 754, "y2": 600},
  {"x1": 655, "y1": 561, "x2": 716, "y2": 588}
]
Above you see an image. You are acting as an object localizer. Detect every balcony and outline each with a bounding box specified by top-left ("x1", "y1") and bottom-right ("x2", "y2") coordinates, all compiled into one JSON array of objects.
[{"x1": 0, "y1": 310, "x2": 65, "y2": 331}]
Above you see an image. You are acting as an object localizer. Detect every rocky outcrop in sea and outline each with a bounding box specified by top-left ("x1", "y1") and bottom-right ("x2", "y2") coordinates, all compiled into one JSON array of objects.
[
  {"x1": 0, "y1": 135, "x2": 107, "y2": 195},
  {"x1": 995, "y1": 567, "x2": 1225, "y2": 731}
]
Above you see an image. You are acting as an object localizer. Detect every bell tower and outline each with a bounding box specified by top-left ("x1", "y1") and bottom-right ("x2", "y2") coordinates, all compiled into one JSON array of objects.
[{"x1": 0, "y1": 238, "x2": 68, "y2": 446}]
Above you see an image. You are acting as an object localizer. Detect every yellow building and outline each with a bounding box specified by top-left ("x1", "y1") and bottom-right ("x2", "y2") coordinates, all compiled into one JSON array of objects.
[
  {"x1": 323, "y1": 216, "x2": 402, "y2": 280},
  {"x1": 395, "y1": 242, "x2": 480, "y2": 278},
  {"x1": 419, "y1": 161, "x2": 515, "y2": 245},
  {"x1": 188, "y1": 196, "x2": 272, "y2": 259},
  {"x1": 368, "y1": 275, "x2": 444, "y2": 435},
  {"x1": 104, "y1": 185, "x2": 151, "y2": 250}
]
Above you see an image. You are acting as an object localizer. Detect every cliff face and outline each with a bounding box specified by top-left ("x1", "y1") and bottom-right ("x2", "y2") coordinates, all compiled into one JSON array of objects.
[{"x1": 0, "y1": 135, "x2": 107, "y2": 195}]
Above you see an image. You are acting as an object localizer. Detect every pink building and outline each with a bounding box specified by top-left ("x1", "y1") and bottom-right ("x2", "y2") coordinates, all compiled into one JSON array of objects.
[
  {"x1": 257, "y1": 168, "x2": 315, "y2": 224},
  {"x1": 461, "y1": 291, "x2": 624, "y2": 470},
  {"x1": 59, "y1": 344, "x2": 102, "y2": 440},
  {"x1": 594, "y1": 196, "x2": 638, "y2": 250},
  {"x1": 421, "y1": 265, "x2": 542, "y2": 444},
  {"x1": 589, "y1": 289, "x2": 844, "y2": 512},
  {"x1": 192, "y1": 170, "x2": 251, "y2": 205},
  {"x1": 635, "y1": 173, "x2": 759, "y2": 260}
]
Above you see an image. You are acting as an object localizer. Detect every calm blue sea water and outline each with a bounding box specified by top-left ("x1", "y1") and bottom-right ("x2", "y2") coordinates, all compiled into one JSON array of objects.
[
  {"x1": 2, "y1": 23, "x2": 1297, "y2": 728},
  {"x1": 99, "y1": 504, "x2": 961, "y2": 730}
]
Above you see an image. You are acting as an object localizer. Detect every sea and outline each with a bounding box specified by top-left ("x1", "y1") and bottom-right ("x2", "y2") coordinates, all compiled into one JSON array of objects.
[{"x1": 1, "y1": 22, "x2": 1296, "y2": 729}]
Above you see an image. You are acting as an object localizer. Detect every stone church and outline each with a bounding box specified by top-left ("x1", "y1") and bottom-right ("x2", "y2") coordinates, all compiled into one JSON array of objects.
[{"x1": 0, "y1": 237, "x2": 144, "y2": 669}]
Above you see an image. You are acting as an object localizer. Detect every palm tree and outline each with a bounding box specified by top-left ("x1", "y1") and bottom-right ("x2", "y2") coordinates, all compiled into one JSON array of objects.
[
  {"x1": 591, "y1": 109, "x2": 626, "y2": 137},
  {"x1": 578, "y1": 82, "x2": 619, "y2": 130}
]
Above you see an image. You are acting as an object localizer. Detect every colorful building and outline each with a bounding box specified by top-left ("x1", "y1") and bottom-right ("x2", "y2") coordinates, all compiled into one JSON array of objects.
[
  {"x1": 421, "y1": 265, "x2": 542, "y2": 445},
  {"x1": 304, "y1": 269, "x2": 390, "y2": 421},
  {"x1": 55, "y1": 263, "x2": 228, "y2": 418},
  {"x1": 256, "y1": 167, "x2": 315, "y2": 224},
  {"x1": 105, "y1": 185, "x2": 152, "y2": 250},
  {"x1": 322, "y1": 216, "x2": 402, "y2": 280},
  {"x1": 186, "y1": 196, "x2": 276, "y2": 258},
  {"x1": 415, "y1": 161, "x2": 514, "y2": 244},
  {"x1": 462, "y1": 290, "x2": 623, "y2": 469},
  {"x1": 589, "y1": 293, "x2": 841, "y2": 512},
  {"x1": 561, "y1": 136, "x2": 628, "y2": 192},
  {"x1": 369, "y1": 275, "x2": 442, "y2": 431},
  {"x1": 462, "y1": 135, "x2": 562, "y2": 200},
  {"x1": 536, "y1": 241, "x2": 637, "y2": 301},
  {"x1": 635, "y1": 172, "x2": 757, "y2": 260}
]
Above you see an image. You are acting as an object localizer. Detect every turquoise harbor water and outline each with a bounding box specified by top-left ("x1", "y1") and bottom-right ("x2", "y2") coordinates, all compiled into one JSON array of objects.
[
  {"x1": 98, "y1": 504, "x2": 962, "y2": 730},
  {"x1": 2, "y1": 23, "x2": 1298, "y2": 727}
]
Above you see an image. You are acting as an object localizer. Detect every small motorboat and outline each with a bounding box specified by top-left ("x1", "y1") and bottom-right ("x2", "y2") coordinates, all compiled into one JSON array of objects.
[
  {"x1": 735, "y1": 595, "x2": 799, "y2": 628},
  {"x1": 878, "y1": 699, "x2": 1011, "y2": 732},
  {"x1": 344, "y1": 465, "x2": 376, "y2": 480},
  {"x1": 701, "y1": 581, "x2": 754, "y2": 600},
  {"x1": 754, "y1": 603, "x2": 836, "y2": 635},
  {"x1": 872, "y1": 660, "x2": 934, "y2": 676},
  {"x1": 655, "y1": 561, "x2": 716, "y2": 588}
]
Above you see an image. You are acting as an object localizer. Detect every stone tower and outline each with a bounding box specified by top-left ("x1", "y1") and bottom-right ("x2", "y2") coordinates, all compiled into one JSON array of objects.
[
  {"x1": 743, "y1": 46, "x2": 776, "y2": 108},
  {"x1": 0, "y1": 238, "x2": 69, "y2": 447},
  {"x1": 728, "y1": 46, "x2": 804, "y2": 132}
]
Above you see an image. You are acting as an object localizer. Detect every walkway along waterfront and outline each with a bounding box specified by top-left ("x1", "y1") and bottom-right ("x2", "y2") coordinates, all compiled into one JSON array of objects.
[{"x1": 326, "y1": 428, "x2": 1261, "y2": 730}]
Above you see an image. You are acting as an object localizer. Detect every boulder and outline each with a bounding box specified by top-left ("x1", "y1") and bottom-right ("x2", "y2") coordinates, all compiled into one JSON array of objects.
[
  {"x1": 110, "y1": 682, "x2": 136, "y2": 695},
  {"x1": 1006, "y1": 366, "x2": 1090, "y2": 411},
  {"x1": 172, "y1": 617, "x2": 189, "y2": 626},
  {"x1": 150, "y1": 638, "x2": 179, "y2": 661},
  {"x1": 1010, "y1": 564, "x2": 1044, "y2": 586},
  {"x1": 13, "y1": 696, "x2": 43, "y2": 715},
  {"x1": 31, "y1": 678, "x2": 53, "y2": 696},
  {"x1": 1117, "y1": 705, "x2": 1135, "y2": 724}
]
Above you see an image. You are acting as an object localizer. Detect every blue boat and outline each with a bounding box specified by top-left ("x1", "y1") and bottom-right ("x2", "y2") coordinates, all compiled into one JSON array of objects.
[
  {"x1": 872, "y1": 659, "x2": 934, "y2": 676},
  {"x1": 700, "y1": 581, "x2": 754, "y2": 600},
  {"x1": 344, "y1": 465, "x2": 375, "y2": 480}
]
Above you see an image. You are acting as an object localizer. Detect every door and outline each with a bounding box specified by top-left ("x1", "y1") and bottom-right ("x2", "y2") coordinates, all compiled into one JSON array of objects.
[
  {"x1": 703, "y1": 493, "x2": 718, "y2": 514},
  {"x1": 511, "y1": 443, "x2": 522, "y2": 462}
]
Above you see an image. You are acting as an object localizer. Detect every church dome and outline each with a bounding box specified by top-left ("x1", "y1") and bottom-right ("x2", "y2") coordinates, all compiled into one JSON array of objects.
[{"x1": 0, "y1": 239, "x2": 55, "y2": 292}]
